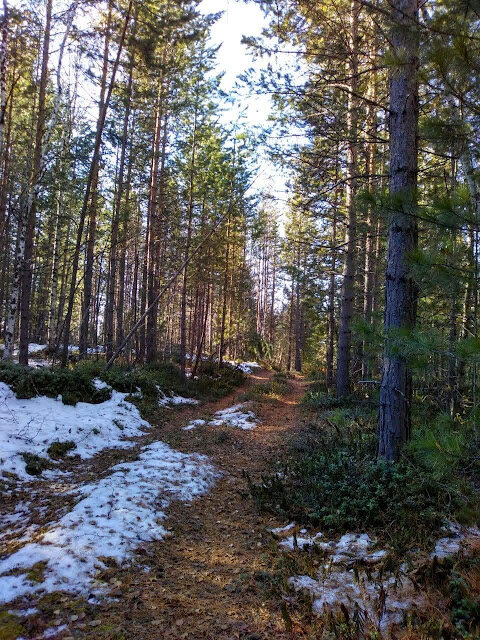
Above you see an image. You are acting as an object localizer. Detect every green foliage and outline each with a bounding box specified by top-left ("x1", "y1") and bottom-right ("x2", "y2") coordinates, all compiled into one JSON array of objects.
[
  {"x1": 0, "y1": 611, "x2": 23, "y2": 640},
  {"x1": 409, "y1": 411, "x2": 480, "y2": 493},
  {"x1": 449, "y1": 571, "x2": 480, "y2": 635},
  {"x1": 247, "y1": 372, "x2": 290, "y2": 400},
  {"x1": 0, "y1": 361, "x2": 110, "y2": 405},
  {"x1": 21, "y1": 453, "x2": 53, "y2": 476},
  {"x1": 247, "y1": 426, "x2": 463, "y2": 551},
  {"x1": 194, "y1": 361, "x2": 246, "y2": 399},
  {"x1": 456, "y1": 337, "x2": 480, "y2": 360},
  {"x1": 302, "y1": 387, "x2": 355, "y2": 410},
  {"x1": 47, "y1": 440, "x2": 76, "y2": 460},
  {"x1": 385, "y1": 327, "x2": 447, "y2": 369},
  {"x1": 247, "y1": 331, "x2": 274, "y2": 363}
]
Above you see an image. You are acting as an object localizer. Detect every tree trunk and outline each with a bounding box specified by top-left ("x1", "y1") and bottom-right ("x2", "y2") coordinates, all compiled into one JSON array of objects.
[
  {"x1": 18, "y1": 0, "x2": 52, "y2": 365},
  {"x1": 180, "y1": 104, "x2": 198, "y2": 377},
  {"x1": 336, "y1": 0, "x2": 359, "y2": 397},
  {"x1": 378, "y1": 0, "x2": 419, "y2": 461},
  {"x1": 61, "y1": 0, "x2": 132, "y2": 366},
  {"x1": 326, "y1": 153, "x2": 340, "y2": 390},
  {"x1": 79, "y1": 0, "x2": 112, "y2": 358}
]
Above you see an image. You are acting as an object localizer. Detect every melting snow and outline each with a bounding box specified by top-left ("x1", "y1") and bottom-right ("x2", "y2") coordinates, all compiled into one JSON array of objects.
[
  {"x1": 0, "y1": 440, "x2": 219, "y2": 604},
  {"x1": 27, "y1": 344, "x2": 47, "y2": 354},
  {"x1": 43, "y1": 624, "x2": 68, "y2": 638},
  {"x1": 276, "y1": 523, "x2": 479, "y2": 632},
  {"x1": 183, "y1": 403, "x2": 258, "y2": 431},
  {"x1": 431, "y1": 521, "x2": 480, "y2": 559},
  {"x1": 0, "y1": 381, "x2": 150, "y2": 480},
  {"x1": 289, "y1": 569, "x2": 424, "y2": 631},
  {"x1": 183, "y1": 419, "x2": 206, "y2": 431},
  {"x1": 269, "y1": 522, "x2": 295, "y2": 535},
  {"x1": 157, "y1": 388, "x2": 199, "y2": 407},
  {"x1": 225, "y1": 361, "x2": 260, "y2": 374},
  {"x1": 279, "y1": 531, "x2": 325, "y2": 550},
  {"x1": 209, "y1": 403, "x2": 258, "y2": 430}
]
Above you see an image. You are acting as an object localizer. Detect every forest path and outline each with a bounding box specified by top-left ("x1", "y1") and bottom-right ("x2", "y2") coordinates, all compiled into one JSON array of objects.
[{"x1": 99, "y1": 369, "x2": 310, "y2": 640}]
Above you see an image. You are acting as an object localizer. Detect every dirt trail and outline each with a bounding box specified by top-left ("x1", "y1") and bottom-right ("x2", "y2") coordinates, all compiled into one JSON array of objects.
[{"x1": 95, "y1": 370, "x2": 309, "y2": 640}]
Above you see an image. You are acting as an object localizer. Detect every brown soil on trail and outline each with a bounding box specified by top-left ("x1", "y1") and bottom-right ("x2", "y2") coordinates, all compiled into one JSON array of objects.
[{"x1": 93, "y1": 370, "x2": 309, "y2": 640}]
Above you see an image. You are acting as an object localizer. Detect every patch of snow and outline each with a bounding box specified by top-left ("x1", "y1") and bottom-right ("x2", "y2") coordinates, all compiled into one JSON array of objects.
[
  {"x1": 157, "y1": 387, "x2": 199, "y2": 407},
  {"x1": 181, "y1": 403, "x2": 258, "y2": 432},
  {"x1": 43, "y1": 624, "x2": 68, "y2": 638},
  {"x1": 332, "y1": 533, "x2": 376, "y2": 563},
  {"x1": 28, "y1": 344, "x2": 47, "y2": 354},
  {"x1": 0, "y1": 381, "x2": 151, "y2": 480},
  {"x1": 92, "y1": 378, "x2": 110, "y2": 390},
  {"x1": 8, "y1": 607, "x2": 38, "y2": 616},
  {"x1": 282, "y1": 523, "x2": 480, "y2": 632},
  {"x1": 0, "y1": 440, "x2": 219, "y2": 604},
  {"x1": 169, "y1": 393, "x2": 199, "y2": 406},
  {"x1": 209, "y1": 403, "x2": 258, "y2": 430},
  {"x1": 225, "y1": 361, "x2": 260, "y2": 374},
  {"x1": 280, "y1": 533, "x2": 325, "y2": 551},
  {"x1": 28, "y1": 359, "x2": 52, "y2": 369},
  {"x1": 290, "y1": 568, "x2": 424, "y2": 632},
  {"x1": 431, "y1": 521, "x2": 480, "y2": 559},
  {"x1": 183, "y1": 419, "x2": 206, "y2": 431},
  {"x1": 86, "y1": 345, "x2": 104, "y2": 354},
  {"x1": 283, "y1": 529, "x2": 423, "y2": 631},
  {"x1": 269, "y1": 522, "x2": 295, "y2": 535}
]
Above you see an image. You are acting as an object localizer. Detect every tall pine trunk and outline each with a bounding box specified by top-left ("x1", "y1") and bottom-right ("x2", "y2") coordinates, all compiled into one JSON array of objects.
[
  {"x1": 79, "y1": 0, "x2": 112, "y2": 358},
  {"x1": 18, "y1": 0, "x2": 52, "y2": 365},
  {"x1": 180, "y1": 105, "x2": 198, "y2": 378},
  {"x1": 378, "y1": 0, "x2": 419, "y2": 461},
  {"x1": 336, "y1": 0, "x2": 359, "y2": 397}
]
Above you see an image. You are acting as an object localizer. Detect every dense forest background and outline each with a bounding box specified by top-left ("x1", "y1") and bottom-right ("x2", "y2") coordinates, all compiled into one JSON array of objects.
[
  {"x1": 1, "y1": 0, "x2": 480, "y2": 459},
  {"x1": 2, "y1": 1, "x2": 480, "y2": 636}
]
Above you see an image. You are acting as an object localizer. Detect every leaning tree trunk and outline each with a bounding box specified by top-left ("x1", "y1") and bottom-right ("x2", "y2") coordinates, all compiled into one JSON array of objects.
[
  {"x1": 61, "y1": 0, "x2": 132, "y2": 367},
  {"x1": 378, "y1": 0, "x2": 419, "y2": 461},
  {"x1": 79, "y1": 0, "x2": 112, "y2": 359}
]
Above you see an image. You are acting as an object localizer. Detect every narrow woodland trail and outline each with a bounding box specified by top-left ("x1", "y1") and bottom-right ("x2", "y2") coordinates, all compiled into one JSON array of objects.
[
  {"x1": 90, "y1": 370, "x2": 309, "y2": 640},
  {"x1": 0, "y1": 370, "x2": 310, "y2": 639}
]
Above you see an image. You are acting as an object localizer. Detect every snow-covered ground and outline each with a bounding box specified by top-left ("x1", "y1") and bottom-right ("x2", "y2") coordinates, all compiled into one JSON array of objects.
[
  {"x1": 183, "y1": 403, "x2": 258, "y2": 431},
  {"x1": 272, "y1": 523, "x2": 480, "y2": 632},
  {"x1": 0, "y1": 375, "x2": 221, "y2": 607},
  {"x1": 157, "y1": 388, "x2": 199, "y2": 407},
  {"x1": 225, "y1": 360, "x2": 260, "y2": 374},
  {"x1": 0, "y1": 381, "x2": 150, "y2": 480},
  {"x1": 0, "y1": 440, "x2": 219, "y2": 604}
]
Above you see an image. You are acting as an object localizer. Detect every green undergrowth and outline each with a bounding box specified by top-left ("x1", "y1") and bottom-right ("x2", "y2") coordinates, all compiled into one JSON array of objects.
[
  {"x1": 247, "y1": 392, "x2": 478, "y2": 554},
  {"x1": 0, "y1": 610, "x2": 23, "y2": 640},
  {"x1": 0, "y1": 360, "x2": 110, "y2": 405},
  {"x1": 21, "y1": 452, "x2": 54, "y2": 476},
  {"x1": 0, "y1": 358, "x2": 245, "y2": 407},
  {"x1": 246, "y1": 371, "x2": 291, "y2": 401}
]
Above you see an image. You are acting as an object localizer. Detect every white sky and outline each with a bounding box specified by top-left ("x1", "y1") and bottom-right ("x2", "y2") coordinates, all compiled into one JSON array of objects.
[
  {"x1": 199, "y1": 0, "x2": 290, "y2": 210},
  {"x1": 200, "y1": 0, "x2": 265, "y2": 92}
]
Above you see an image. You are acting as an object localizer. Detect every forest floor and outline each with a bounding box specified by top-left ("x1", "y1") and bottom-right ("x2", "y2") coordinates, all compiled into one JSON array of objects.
[
  {"x1": 1, "y1": 369, "x2": 313, "y2": 639},
  {"x1": 89, "y1": 369, "x2": 310, "y2": 640}
]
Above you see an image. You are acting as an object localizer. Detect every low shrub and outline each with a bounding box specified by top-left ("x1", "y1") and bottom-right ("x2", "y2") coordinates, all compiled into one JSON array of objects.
[
  {"x1": 47, "y1": 440, "x2": 76, "y2": 460},
  {"x1": 409, "y1": 410, "x2": 480, "y2": 485},
  {"x1": 0, "y1": 357, "x2": 246, "y2": 410},
  {"x1": 246, "y1": 372, "x2": 290, "y2": 400},
  {"x1": 21, "y1": 452, "x2": 54, "y2": 476},
  {"x1": 0, "y1": 362, "x2": 110, "y2": 406},
  {"x1": 194, "y1": 361, "x2": 246, "y2": 399},
  {"x1": 246, "y1": 428, "x2": 467, "y2": 551},
  {"x1": 302, "y1": 389, "x2": 354, "y2": 410}
]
